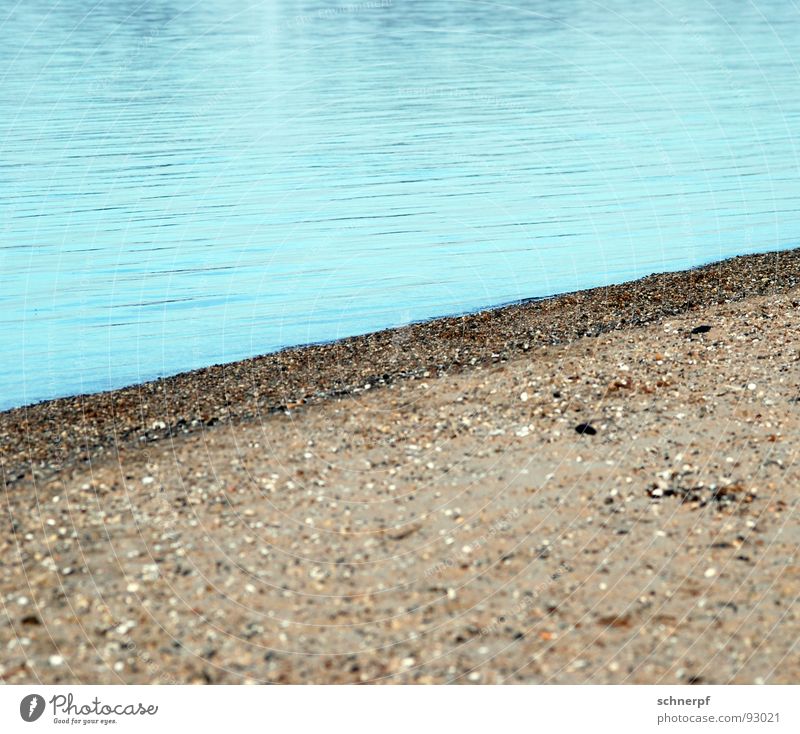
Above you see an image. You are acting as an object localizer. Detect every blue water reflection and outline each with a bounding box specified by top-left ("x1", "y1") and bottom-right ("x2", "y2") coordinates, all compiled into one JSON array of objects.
[{"x1": 1, "y1": 0, "x2": 798, "y2": 408}]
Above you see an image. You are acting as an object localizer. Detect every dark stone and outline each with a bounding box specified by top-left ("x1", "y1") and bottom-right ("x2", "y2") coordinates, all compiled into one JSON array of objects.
[
  {"x1": 690, "y1": 324, "x2": 712, "y2": 334},
  {"x1": 575, "y1": 423, "x2": 597, "y2": 435}
]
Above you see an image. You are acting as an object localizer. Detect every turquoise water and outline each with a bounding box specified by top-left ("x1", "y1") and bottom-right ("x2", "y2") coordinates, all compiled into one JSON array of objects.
[{"x1": 2, "y1": 1, "x2": 799, "y2": 410}]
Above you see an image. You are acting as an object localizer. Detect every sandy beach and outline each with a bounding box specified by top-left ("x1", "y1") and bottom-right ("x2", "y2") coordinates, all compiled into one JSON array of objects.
[{"x1": 2, "y1": 249, "x2": 799, "y2": 683}]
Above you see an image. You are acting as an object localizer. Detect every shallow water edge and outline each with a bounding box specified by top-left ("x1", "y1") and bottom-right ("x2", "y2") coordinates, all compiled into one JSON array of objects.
[{"x1": 2, "y1": 246, "x2": 798, "y2": 487}]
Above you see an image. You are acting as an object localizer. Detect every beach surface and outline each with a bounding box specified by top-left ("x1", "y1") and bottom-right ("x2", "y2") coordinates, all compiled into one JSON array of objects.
[{"x1": 2, "y1": 250, "x2": 799, "y2": 683}]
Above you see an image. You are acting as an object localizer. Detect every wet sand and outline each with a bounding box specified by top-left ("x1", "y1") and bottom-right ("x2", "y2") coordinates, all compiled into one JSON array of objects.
[{"x1": 1, "y1": 249, "x2": 799, "y2": 683}]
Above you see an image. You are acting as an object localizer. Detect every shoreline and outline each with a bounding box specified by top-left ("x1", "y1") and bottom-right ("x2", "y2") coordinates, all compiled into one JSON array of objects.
[
  {"x1": 2, "y1": 248, "x2": 799, "y2": 487},
  {"x1": 2, "y1": 247, "x2": 799, "y2": 682}
]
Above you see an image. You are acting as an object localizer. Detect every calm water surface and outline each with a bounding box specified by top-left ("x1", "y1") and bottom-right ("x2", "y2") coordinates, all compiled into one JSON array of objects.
[{"x1": 2, "y1": 0, "x2": 799, "y2": 409}]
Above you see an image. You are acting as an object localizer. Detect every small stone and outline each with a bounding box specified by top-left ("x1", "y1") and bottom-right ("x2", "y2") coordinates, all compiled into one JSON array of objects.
[
  {"x1": 142, "y1": 476, "x2": 155, "y2": 485},
  {"x1": 520, "y1": 392, "x2": 529, "y2": 402},
  {"x1": 575, "y1": 423, "x2": 597, "y2": 436},
  {"x1": 49, "y1": 655, "x2": 64, "y2": 667},
  {"x1": 704, "y1": 568, "x2": 716, "y2": 578},
  {"x1": 690, "y1": 325, "x2": 711, "y2": 334}
]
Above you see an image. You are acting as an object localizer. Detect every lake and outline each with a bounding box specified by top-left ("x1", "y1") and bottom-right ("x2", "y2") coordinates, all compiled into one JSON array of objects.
[{"x1": 2, "y1": 0, "x2": 799, "y2": 410}]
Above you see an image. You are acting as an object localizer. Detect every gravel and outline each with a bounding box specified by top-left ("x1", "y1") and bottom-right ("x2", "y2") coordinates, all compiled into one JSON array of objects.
[{"x1": 1, "y1": 248, "x2": 799, "y2": 683}]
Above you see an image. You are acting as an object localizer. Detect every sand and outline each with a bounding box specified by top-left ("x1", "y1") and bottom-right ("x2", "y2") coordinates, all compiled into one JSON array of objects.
[{"x1": 1, "y1": 250, "x2": 799, "y2": 683}]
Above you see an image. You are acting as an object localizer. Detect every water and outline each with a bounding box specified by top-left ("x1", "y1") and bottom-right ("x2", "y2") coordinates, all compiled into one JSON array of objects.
[{"x1": 2, "y1": 0, "x2": 799, "y2": 410}]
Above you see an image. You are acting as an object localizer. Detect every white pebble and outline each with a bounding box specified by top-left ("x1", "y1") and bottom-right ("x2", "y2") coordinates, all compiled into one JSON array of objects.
[{"x1": 704, "y1": 568, "x2": 717, "y2": 578}]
